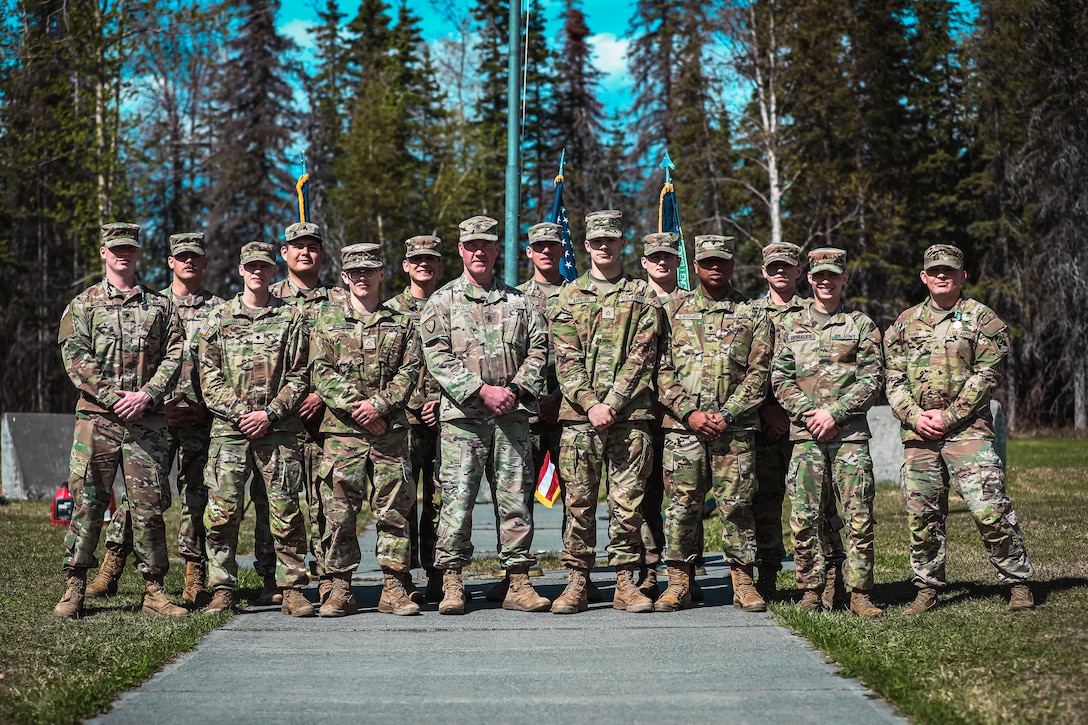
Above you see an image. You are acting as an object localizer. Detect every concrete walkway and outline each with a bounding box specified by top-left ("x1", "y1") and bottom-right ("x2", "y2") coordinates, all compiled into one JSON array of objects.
[{"x1": 92, "y1": 501, "x2": 905, "y2": 724}]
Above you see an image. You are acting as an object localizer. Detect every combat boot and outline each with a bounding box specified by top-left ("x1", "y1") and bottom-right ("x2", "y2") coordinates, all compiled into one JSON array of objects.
[
  {"x1": 280, "y1": 588, "x2": 316, "y2": 618},
  {"x1": 439, "y1": 568, "x2": 465, "y2": 615},
  {"x1": 204, "y1": 589, "x2": 234, "y2": 615},
  {"x1": 425, "y1": 568, "x2": 444, "y2": 603},
  {"x1": 319, "y1": 574, "x2": 358, "y2": 618},
  {"x1": 54, "y1": 571, "x2": 87, "y2": 619},
  {"x1": 182, "y1": 559, "x2": 210, "y2": 607},
  {"x1": 822, "y1": 561, "x2": 845, "y2": 611},
  {"x1": 688, "y1": 567, "x2": 704, "y2": 602},
  {"x1": 731, "y1": 564, "x2": 767, "y2": 612},
  {"x1": 1008, "y1": 583, "x2": 1035, "y2": 612},
  {"x1": 638, "y1": 565, "x2": 659, "y2": 600},
  {"x1": 849, "y1": 591, "x2": 884, "y2": 618},
  {"x1": 257, "y1": 574, "x2": 282, "y2": 606},
  {"x1": 485, "y1": 576, "x2": 510, "y2": 603},
  {"x1": 903, "y1": 586, "x2": 939, "y2": 616},
  {"x1": 613, "y1": 565, "x2": 654, "y2": 613},
  {"x1": 141, "y1": 578, "x2": 189, "y2": 617},
  {"x1": 798, "y1": 590, "x2": 822, "y2": 612},
  {"x1": 756, "y1": 566, "x2": 778, "y2": 603},
  {"x1": 86, "y1": 549, "x2": 127, "y2": 598},
  {"x1": 654, "y1": 563, "x2": 692, "y2": 612},
  {"x1": 503, "y1": 566, "x2": 550, "y2": 612},
  {"x1": 551, "y1": 569, "x2": 589, "y2": 614},
  {"x1": 399, "y1": 571, "x2": 424, "y2": 605},
  {"x1": 317, "y1": 578, "x2": 334, "y2": 605},
  {"x1": 379, "y1": 568, "x2": 421, "y2": 616},
  {"x1": 586, "y1": 575, "x2": 603, "y2": 603}
]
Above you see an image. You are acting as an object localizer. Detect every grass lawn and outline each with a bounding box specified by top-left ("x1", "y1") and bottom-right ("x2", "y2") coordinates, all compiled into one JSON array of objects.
[{"x1": 765, "y1": 438, "x2": 1088, "y2": 724}]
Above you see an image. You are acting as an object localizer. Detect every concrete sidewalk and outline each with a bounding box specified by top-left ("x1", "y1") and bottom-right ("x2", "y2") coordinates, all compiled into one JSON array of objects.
[{"x1": 93, "y1": 502, "x2": 904, "y2": 724}]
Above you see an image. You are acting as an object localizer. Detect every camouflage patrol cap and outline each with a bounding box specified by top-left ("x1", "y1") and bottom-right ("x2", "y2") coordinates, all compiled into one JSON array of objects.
[
  {"x1": 459, "y1": 216, "x2": 499, "y2": 243},
  {"x1": 584, "y1": 210, "x2": 623, "y2": 240},
  {"x1": 101, "y1": 222, "x2": 141, "y2": 249},
  {"x1": 404, "y1": 235, "x2": 442, "y2": 258},
  {"x1": 808, "y1": 247, "x2": 847, "y2": 274},
  {"x1": 284, "y1": 221, "x2": 324, "y2": 245},
  {"x1": 239, "y1": 241, "x2": 277, "y2": 266},
  {"x1": 693, "y1": 235, "x2": 735, "y2": 261},
  {"x1": 528, "y1": 222, "x2": 563, "y2": 245},
  {"x1": 342, "y1": 243, "x2": 383, "y2": 270},
  {"x1": 642, "y1": 232, "x2": 681, "y2": 257},
  {"x1": 923, "y1": 244, "x2": 964, "y2": 271},
  {"x1": 169, "y1": 232, "x2": 206, "y2": 257},
  {"x1": 762, "y1": 241, "x2": 801, "y2": 267}
]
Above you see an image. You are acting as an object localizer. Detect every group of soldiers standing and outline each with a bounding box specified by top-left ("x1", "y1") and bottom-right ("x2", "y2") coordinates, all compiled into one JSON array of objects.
[{"x1": 53, "y1": 209, "x2": 1036, "y2": 620}]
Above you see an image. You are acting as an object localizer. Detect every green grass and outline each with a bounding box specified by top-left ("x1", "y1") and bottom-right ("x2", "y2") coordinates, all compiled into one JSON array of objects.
[
  {"x1": 767, "y1": 438, "x2": 1088, "y2": 724},
  {"x1": 0, "y1": 500, "x2": 269, "y2": 724}
]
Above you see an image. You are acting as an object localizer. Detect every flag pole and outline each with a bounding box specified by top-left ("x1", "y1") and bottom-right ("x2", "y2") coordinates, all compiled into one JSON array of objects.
[{"x1": 503, "y1": 0, "x2": 522, "y2": 286}]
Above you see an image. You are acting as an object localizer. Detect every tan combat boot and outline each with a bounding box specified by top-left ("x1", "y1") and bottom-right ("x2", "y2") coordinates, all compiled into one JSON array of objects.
[
  {"x1": 551, "y1": 569, "x2": 589, "y2": 614},
  {"x1": 731, "y1": 564, "x2": 767, "y2": 612},
  {"x1": 204, "y1": 589, "x2": 234, "y2": 615},
  {"x1": 399, "y1": 571, "x2": 424, "y2": 605},
  {"x1": 438, "y1": 568, "x2": 465, "y2": 615},
  {"x1": 142, "y1": 578, "x2": 189, "y2": 617},
  {"x1": 319, "y1": 574, "x2": 358, "y2": 618},
  {"x1": 822, "y1": 562, "x2": 845, "y2": 611},
  {"x1": 613, "y1": 565, "x2": 654, "y2": 613},
  {"x1": 281, "y1": 588, "x2": 316, "y2": 617},
  {"x1": 485, "y1": 576, "x2": 510, "y2": 602},
  {"x1": 379, "y1": 568, "x2": 421, "y2": 616},
  {"x1": 903, "y1": 586, "x2": 939, "y2": 616},
  {"x1": 54, "y1": 571, "x2": 87, "y2": 619},
  {"x1": 688, "y1": 568, "x2": 704, "y2": 602},
  {"x1": 798, "y1": 589, "x2": 822, "y2": 612},
  {"x1": 182, "y1": 559, "x2": 210, "y2": 607},
  {"x1": 1008, "y1": 583, "x2": 1034, "y2": 612},
  {"x1": 425, "y1": 568, "x2": 444, "y2": 603},
  {"x1": 503, "y1": 566, "x2": 550, "y2": 612},
  {"x1": 638, "y1": 565, "x2": 659, "y2": 600},
  {"x1": 849, "y1": 591, "x2": 884, "y2": 618},
  {"x1": 654, "y1": 563, "x2": 692, "y2": 612},
  {"x1": 756, "y1": 567, "x2": 778, "y2": 604},
  {"x1": 86, "y1": 549, "x2": 127, "y2": 598},
  {"x1": 316, "y1": 578, "x2": 333, "y2": 606},
  {"x1": 257, "y1": 574, "x2": 282, "y2": 606}
]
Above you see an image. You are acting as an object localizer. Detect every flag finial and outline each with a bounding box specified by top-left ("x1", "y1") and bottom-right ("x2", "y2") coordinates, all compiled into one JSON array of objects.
[{"x1": 660, "y1": 149, "x2": 675, "y2": 184}]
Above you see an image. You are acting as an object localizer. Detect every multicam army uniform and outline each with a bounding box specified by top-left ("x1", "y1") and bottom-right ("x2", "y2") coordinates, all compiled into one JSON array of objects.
[
  {"x1": 421, "y1": 269, "x2": 548, "y2": 571},
  {"x1": 270, "y1": 224, "x2": 350, "y2": 577},
  {"x1": 885, "y1": 247, "x2": 1032, "y2": 588},
  {"x1": 771, "y1": 282, "x2": 884, "y2": 594},
  {"x1": 550, "y1": 262, "x2": 660, "y2": 571},
  {"x1": 310, "y1": 287, "x2": 421, "y2": 575},
  {"x1": 657, "y1": 286, "x2": 772, "y2": 567},
  {"x1": 59, "y1": 225, "x2": 186, "y2": 578},
  {"x1": 199, "y1": 268, "x2": 310, "y2": 593}
]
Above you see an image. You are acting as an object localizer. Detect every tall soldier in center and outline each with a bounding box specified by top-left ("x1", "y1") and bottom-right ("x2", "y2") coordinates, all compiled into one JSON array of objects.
[
  {"x1": 550, "y1": 210, "x2": 661, "y2": 615},
  {"x1": 270, "y1": 222, "x2": 348, "y2": 605},
  {"x1": 421, "y1": 215, "x2": 551, "y2": 615},
  {"x1": 310, "y1": 244, "x2": 422, "y2": 617}
]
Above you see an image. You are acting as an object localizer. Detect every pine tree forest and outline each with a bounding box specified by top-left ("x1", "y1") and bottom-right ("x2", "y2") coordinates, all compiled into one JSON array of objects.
[{"x1": 0, "y1": 0, "x2": 1085, "y2": 431}]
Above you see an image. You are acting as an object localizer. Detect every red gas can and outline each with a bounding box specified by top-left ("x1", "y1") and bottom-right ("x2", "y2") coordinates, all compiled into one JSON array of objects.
[{"x1": 51, "y1": 485, "x2": 74, "y2": 526}]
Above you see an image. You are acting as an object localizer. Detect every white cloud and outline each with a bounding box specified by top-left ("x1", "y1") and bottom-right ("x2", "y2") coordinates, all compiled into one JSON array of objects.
[
  {"x1": 588, "y1": 33, "x2": 629, "y2": 77},
  {"x1": 280, "y1": 18, "x2": 315, "y2": 51}
]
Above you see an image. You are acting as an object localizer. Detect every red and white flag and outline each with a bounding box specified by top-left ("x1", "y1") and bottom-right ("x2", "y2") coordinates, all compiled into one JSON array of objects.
[{"x1": 535, "y1": 450, "x2": 561, "y2": 508}]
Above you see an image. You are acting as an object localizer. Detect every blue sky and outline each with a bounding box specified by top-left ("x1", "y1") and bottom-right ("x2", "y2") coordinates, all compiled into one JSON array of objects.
[{"x1": 278, "y1": 0, "x2": 637, "y2": 112}]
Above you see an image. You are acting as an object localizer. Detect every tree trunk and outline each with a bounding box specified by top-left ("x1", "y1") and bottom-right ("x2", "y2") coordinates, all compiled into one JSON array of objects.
[{"x1": 1075, "y1": 353, "x2": 1086, "y2": 431}]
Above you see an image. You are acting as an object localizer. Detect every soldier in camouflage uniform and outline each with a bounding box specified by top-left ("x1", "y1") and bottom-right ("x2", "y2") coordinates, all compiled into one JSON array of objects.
[
  {"x1": 88, "y1": 232, "x2": 225, "y2": 607},
  {"x1": 385, "y1": 235, "x2": 445, "y2": 602},
  {"x1": 772, "y1": 248, "x2": 884, "y2": 617},
  {"x1": 638, "y1": 232, "x2": 682, "y2": 601},
  {"x1": 54, "y1": 222, "x2": 189, "y2": 619},
  {"x1": 268, "y1": 221, "x2": 349, "y2": 606},
  {"x1": 549, "y1": 210, "x2": 660, "y2": 615},
  {"x1": 752, "y1": 242, "x2": 846, "y2": 606},
  {"x1": 199, "y1": 242, "x2": 313, "y2": 617},
  {"x1": 655, "y1": 235, "x2": 773, "y2": 613},
  {"x1": 421, "y1": 215, "x2": 551, "y2": 615},
  {"x1": 885, "y1": 244, "x2": 1034, "y2": 614},
  {"x1": 310, "y1": 243, "x2": 422, "y2": 617}
]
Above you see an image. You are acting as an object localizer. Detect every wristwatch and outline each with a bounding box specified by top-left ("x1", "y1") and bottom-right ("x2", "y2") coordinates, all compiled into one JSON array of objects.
[
  {"x1": 265, "y1": 409, "x2": 278, "y2": 425},
  {"x1": 722, "y1": 410, "x2": 735, "y2": 425},
  {"x1": 507, "y1": 383, "x2": 521, "y2": 398}
]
